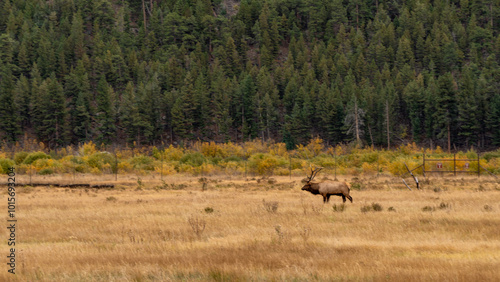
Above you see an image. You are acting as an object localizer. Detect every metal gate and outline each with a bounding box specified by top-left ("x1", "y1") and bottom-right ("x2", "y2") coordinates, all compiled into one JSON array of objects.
[
  {"x1": 401, "y1": 153, "x2": 497, "y2": 190},
  {"x1": 422, "y1": 154, "x2": 480, "y2": 177}
]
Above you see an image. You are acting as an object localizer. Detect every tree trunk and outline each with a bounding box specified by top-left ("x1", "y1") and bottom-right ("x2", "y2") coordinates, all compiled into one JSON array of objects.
[
  {"x1": 142, "y1": 0, "x2": 147, "y2": 32},
  {"x1": 242, "y1": 105, "x2": 245, "y2": 142},
  {"x1": 55, "y1": 119, "x2": 59, "y2": 149},
  {"x1": 259, "y1": 110, "x2": 264, "y2": 142},
  {"x1": 447, "y1": 122, "x2": 451, "y2": 153},
  {"x1": 267, "y1": 116, "x2": 270, "y2": 141},
  {"x1": 386, "y1": 100, "x2": 390, "y2": 150},
  {"x1": 356, "y1": 4, "x2": 359, "y2": 30},
  {"x1": 215, "y1": 122, "x2": 219, "y2": 141},
  {"x1": 491, "y1": 3, "x2": 494, "y2": 28},
  {"x1": 355, "y1": 99, "x2": 360, "y2": 144},
  {"x1": 368, "y1": 124, "x2": 374, "y2": 147}
]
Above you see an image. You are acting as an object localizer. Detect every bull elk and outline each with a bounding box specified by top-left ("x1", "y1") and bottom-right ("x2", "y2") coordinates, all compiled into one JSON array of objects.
[{"x1": 301, "y1": 168, "x2": 353, "y2": 203}]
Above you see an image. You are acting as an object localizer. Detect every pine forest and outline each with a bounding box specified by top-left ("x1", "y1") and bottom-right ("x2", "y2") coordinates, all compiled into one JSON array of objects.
[{"x1": 0, "y1": 0, "x2": 499, "y2": 151}]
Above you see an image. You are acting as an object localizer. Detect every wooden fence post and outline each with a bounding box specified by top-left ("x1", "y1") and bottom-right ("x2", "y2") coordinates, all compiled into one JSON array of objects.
[
  {"x1": 423, "y1": 153, "x2": 426, "y2": 178},
  {"x1": 478, "y1": 153, "x2": 480, "y2": 178},
  {"x1": 454, "y1": 153, "x2": 456, "y2": 176}
]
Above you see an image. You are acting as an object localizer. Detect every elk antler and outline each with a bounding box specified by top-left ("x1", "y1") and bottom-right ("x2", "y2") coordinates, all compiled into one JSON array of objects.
[
  {"x1": 311, "y1": 167, "x2": 323, "y2": 181},
  {"x1": 306, "y1": 167, "x2": 323, "y2": 182},
  {"x1": 306, "y1": 164, "x2": 312, "y2": 180}
]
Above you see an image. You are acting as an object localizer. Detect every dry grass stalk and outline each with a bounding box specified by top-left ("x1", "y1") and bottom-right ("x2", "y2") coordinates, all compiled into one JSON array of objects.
[
  {"x1": 299, "y1": 226, "x2": 311, "y2": 244},
  {"x1": 188, "y1": 216, "x2": 206, "y2": 239},
  {"x1": 3, "y1": 175, "x2": 500, "y2": 281},
  {"x1": 262, "y1": 199, "x2": 279, "y2": 213}
]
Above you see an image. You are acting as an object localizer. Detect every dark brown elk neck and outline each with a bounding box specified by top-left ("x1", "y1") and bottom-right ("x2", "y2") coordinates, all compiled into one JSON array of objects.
[{"x1": 309, "y1": 182, "x2": 321, "y2": 190}]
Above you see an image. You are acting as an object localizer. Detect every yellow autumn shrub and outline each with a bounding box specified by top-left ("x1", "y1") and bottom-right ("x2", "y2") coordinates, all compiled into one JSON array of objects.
[
  {"x1": 249, "y1": 153, "x2": 279, "y2": 175},
  {"x1": 154, "y1": 163, "x2": 177, "y2": 175},
  {"x1": 164, "y1": 145, "x2": 184, "y2": 161},
  {"x1": 361, "y1": 162, "x2": 377, "y2": 174},
  {"x1": 79, "y1": 141, "x2": 97, "y2": 156},
  {"x1": 269, "y1": 142, "x2": 288, "y2": 157},
  {"x1": 201, "y1": 141, "x2": 223, "y2": 158}
]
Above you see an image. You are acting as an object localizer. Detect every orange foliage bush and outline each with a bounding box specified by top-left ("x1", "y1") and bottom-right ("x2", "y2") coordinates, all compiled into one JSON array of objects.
[{"x1": 0, "y1": 140, "x2": 498, "y2": 177}]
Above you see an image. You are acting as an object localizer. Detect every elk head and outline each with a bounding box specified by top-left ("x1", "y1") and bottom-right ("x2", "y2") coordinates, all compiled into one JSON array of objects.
[{"x1": 301, "y1": 167, "x2": 323, "y2": 192}]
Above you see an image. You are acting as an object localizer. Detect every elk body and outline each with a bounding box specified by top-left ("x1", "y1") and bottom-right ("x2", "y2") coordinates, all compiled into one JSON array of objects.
[{"x1": 301, "y1": 168, "x2": 353, "y2": 203}]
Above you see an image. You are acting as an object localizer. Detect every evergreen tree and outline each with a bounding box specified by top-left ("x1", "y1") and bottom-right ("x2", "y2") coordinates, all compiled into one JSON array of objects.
[
  {"x1": 17, "y1": 40, "x2": 31, "y2": 76},
  {"x1": 289, "y1": 100, "x2": 308, "y2": 144},
  {"x1": 210, "y1": 60, "x2": 232, "y2": 141},
  {"x1": 0, "y1": 0, "x2": 497, "y2": 148},
  {"x1": 457, "y1": 67, "x2": 480, "y2": 147},
  {"x1": 403, "y1": 75, "x2": 426, "y2": 142},
  {"x1": 13, "y1": 75, "x2": 31, "y2": 130},
  {"x1": 396, "y1": 33, "x2": 415, "y2": 70},
  {"x1": 36, "y1": 34, "x2": 56, "y2": 78},
  {"x1": 73, "y1": 91, "x2": 92, "y2": 143},
  {"x1": 119, "y1": 82, "x2": 143, "y2": 144},
  {"x1": 95, "y1": 75, "x2": 115, "y2": 145},
  {"x1": 424, "y1": 76, "x2": 438, "y2": 142},
  {"x1": 33, "y1": 75, "x2": 68, "y2": 148},
  {"x1": 0, "y1": 62, "x2": 21, "y2": 141},
  {"x1": 283, "y1": 74, "x2": 299, "y2": 113},
  {"x1": 489, "y1": 92, "x2": 500, "y2": 146},
  {"x1": 235, "y1": 74, "x2": 257, "y2": 141},
  {"x1": 171, "y1": 94, "x2": 192, "y2": 140},
  {"x1": 330, "y1": 0, "x2": 347, "y2": 30},
  {"x1": 317, "y1": 84, "x2": 345, "y2": 144},
  {"x1": 191, "y1": 72, "x2": 209, "y2": 135},
  {"x1": 171, "y1": 72, "x2": 196, "y2": 140},
  {"x1": 256, "y1": 67, "x2": 279, "y2": 140},
  {"x1": 133, "y1": 81, "x2": 156, "y2": 143},
  {"x1": 433, "y1": 73, "x2": 458, "y2": 152}
]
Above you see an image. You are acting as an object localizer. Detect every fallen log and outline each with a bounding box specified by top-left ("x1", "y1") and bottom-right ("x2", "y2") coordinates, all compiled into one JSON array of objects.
[{"x1": 7, "y1": 183, "x2": 113, "y2": 189}]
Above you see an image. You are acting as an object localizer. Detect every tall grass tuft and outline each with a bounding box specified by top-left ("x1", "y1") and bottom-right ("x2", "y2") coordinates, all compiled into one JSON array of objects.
[
  {"x1": 263, "y1": 199, "x2": 279, "y2": 213},
  {"x1": 188, "y1": 216, "x2": 206, "y2": 240},
  {"x1": 332, "y1": 204, "x2": 346, "y2": 212}
]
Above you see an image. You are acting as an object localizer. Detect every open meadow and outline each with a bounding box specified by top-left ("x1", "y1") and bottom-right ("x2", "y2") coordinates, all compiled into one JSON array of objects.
[{"x1": 1, "y1": 173, "x2": 500, "y2": 281}]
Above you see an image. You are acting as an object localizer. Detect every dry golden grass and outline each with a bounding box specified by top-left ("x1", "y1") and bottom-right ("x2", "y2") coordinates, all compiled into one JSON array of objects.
[{"x1": 2, "y1": 174, "x2": 500, "y2": 281}]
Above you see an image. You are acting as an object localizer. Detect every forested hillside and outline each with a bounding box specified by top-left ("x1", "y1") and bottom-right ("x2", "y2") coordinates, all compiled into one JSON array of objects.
[{"x1": 0, "y1": 0, "x2": 498, "y2": 150}]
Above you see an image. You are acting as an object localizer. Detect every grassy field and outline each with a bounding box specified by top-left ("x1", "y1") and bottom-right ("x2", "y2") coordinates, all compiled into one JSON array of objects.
[{"x1": 2, "y1": 174, "x2": 500, "y2": 281}]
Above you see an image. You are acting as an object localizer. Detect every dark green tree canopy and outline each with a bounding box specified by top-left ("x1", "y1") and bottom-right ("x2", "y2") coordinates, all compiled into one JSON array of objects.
[{"x1": 0, "y1": 0, "x2": 498, "y2": 149}]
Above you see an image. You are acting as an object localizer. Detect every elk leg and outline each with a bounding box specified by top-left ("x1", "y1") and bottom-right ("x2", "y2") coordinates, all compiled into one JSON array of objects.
[
  {"x1": 323, "y1": 195, "x2": 327, "y2": 203},
  {"x1": 342, "y1": 195, "x2": 346, "y2": 203},
  {"x1": 326, "y1": 194, "x2": 331, "y2": 203},
  {"x1": 347, "y1": 195, "x2": 353, "y2": 203}
]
